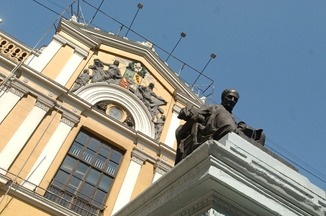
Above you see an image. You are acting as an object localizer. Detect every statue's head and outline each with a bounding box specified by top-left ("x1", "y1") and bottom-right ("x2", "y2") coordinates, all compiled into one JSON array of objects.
[
  {"x1": 94, "y1": 59, "x2": 103, "y2": 68},
  {"x1": 113, "y1": 60, "x2": 120, "y2": 66},
  {"x1": 221, "y1": 89, "x2": 239, "y2": 112},
  {"x1": 149, "y1": 83, "x2": 154, "y2": 89}
]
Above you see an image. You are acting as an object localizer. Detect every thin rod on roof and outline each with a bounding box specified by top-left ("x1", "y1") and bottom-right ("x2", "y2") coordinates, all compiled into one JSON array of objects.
[
  {"x1": 125, "y1": 3, "x2": 143, "y2": 37},
  {"x1": 166, "y1": 32, "x2": 186, "y2": 62},
  {"x1": 88, "y1": 0, "x2": 105, "y2": 25},
  {"x1": 191, "y1": 53, "x2": 216, "y2": 89}
]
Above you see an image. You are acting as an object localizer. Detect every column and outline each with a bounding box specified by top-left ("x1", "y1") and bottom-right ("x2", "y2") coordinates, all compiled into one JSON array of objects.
[
  {"x1": 164, "y1": 105, "x2": 181, "y2": 148},
  {"x1": 152, "y1": 159, "x2": 172, "y2": 183},
  {"x1": 26, "y1": 34, "x2": 65, "y2": 72},
  {"x1": 23, "y1": 112, "x2": 80, "y2": 190},
  {"x1": 0, "y1": 86, "x2": 25, "y2": 123},
  {"x1": 0, "y1": 97, "x2": 54, "y2": 175},
  {"x1": 54, "y1": 47, "x2": 87, "y2": 86},
  {"x1": 111, "y1": 149, "x2": 147, "y2": 215}
]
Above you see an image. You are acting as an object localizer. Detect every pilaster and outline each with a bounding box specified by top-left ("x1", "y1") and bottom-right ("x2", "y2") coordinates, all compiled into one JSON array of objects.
[
  {"x1": 164, "y1": 104, "x2": 181, "y2": 148},
  {"x1": 0, "y1": 96, "x2": 54, "y2": 175},
  {"x1": 111, "y1": 148, "x2": 147, "y2": 215},
  {"x1": 23, "y1": 109, "x2": 80, "y2": 190}
]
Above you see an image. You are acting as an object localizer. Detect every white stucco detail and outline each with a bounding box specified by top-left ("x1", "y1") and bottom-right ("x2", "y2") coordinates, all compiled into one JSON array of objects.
[
  {"x1": 152, "y1": 172, "x2": 163, "y2": 183},
  {"x1": 111, "y1": 159, "x2": 142, "y2": 215},
  {"x1": 55, "y1": 51, "x2": 85, "y2": 86},
  {"x1": 22, "y1": 121, "x2": 73, "y2": 190},
  {"x1": 0, "y1": 105, "x2": 47, "y2": 174},
  {"x1": 76, "y1": 83, "x2": 155, "y2": 138},
  {"x1": 164, "y1": 105, "x2": 181, "y2": 147},
  {"x1": 0, "y1": 90, "x2": 21, "y2": 123},
  {"x1": 26, "y1": 39, "x2": 62, "y2": 72}
]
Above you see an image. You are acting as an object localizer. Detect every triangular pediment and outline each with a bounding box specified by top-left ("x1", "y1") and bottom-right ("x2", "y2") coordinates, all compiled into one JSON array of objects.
[{"x1": 57, "y1": 18, "x2": 204, "y2": 108}]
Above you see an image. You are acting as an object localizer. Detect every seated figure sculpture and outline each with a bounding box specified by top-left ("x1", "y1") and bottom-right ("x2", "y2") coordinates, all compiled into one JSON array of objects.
[{"x1": 175, "y1": 89, "x2": 265, "y2": 165}]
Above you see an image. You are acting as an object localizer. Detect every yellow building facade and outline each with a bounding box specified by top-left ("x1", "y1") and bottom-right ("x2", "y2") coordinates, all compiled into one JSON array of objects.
[{"x1": 0, "y1": 18, "x2": 204, "y2": 216}]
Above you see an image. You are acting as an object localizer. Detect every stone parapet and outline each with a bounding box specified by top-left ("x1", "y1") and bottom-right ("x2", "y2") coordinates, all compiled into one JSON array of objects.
[{"x1": 114, "y1": 132, "x2": 326, "y2": 216}]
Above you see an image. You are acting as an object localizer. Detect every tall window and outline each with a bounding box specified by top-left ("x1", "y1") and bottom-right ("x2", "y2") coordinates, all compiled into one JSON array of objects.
[{"x1": 44, "y1": 130, "x2": 123, "y2": 215}]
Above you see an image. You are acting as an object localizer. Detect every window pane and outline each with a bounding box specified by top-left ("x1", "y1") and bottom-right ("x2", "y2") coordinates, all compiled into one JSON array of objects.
[
  {"x1": 88, "y1": 138, "x2": 100, "y2": 151},
  {"x1": 82, "y1": 148, "x2": 95, "y2": 163},
  {"x1": 79, "y1": 183, "x2": 95, "y2": 201},
  {"x1": 61, "y1": 156, "x2": 76, "y2": 173},
  {"x1": 86, "y1": 168, "x2": 100, "y2": 185},
  {"x1": 92, "y1": 189, "x2": 107, "y2": 207},
  {"x1": 74, "y1": 162, "x2": 88, "y2": 179},
  {"x1": 53, "y1": 170, "x2": 69, "y2": 188},
  {"x1": 69, "y1": 142, "x2": 83, "y2": 157},
  {"x1": 67, "y1": 176, "x2": 82, "y2": 194},
  {"x1": 106, "y1": 161, "x2": 118, "y2": 176},
  {"x1": 76, "y1": 132, "x2": 88, "y2": 144},
  {"x1": 98, "y1": 175, "x2": 113, "y2": 192},
  {"x1": 110, "y1": 151, "x2": 122, "y2": 163},
  {"x1": 94, "y1": 155, "x2": 106, "y2": 169},
  {"x1": 99, "y1": 145, "x2": 111, "y2": 157}
]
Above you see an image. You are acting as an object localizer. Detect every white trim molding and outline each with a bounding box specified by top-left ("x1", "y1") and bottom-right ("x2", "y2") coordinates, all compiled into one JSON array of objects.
[{"x1": 75, "y1": 83, "x2": 155, "y2": 139}]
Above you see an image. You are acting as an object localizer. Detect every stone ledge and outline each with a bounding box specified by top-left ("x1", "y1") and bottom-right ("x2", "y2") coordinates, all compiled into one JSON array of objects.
[{"x1": 114, "y1": 133, "x2": 326, "y2": 216}]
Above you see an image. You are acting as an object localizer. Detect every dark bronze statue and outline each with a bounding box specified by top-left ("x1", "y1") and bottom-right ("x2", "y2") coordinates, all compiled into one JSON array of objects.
[{"x1": 175, "y1": 89, "x2": 265, "y2": 165}]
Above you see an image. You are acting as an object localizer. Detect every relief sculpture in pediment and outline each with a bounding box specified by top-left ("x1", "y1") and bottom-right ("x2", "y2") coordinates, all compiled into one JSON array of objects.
[{"x1": 71, "y1": 57, "x2": 167, "y2": 141}]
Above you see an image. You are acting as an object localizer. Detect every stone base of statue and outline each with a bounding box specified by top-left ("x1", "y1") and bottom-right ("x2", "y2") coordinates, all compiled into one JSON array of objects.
[{"x1": 114, "y1": 133, "x2": 326, "y2": 216}]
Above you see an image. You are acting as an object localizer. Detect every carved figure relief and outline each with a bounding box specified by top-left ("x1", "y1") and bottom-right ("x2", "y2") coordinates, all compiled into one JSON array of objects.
[
  {"x1": 70, "y1": 69, "x2": 92, "y2": 92},
  {"x1": 153, "y1": 115, "x2": 166, "y2": 141},
  {"x1": 71, "y1": 57, "x2": 167, "y2": 140},
  {"x1": 135, "y1": 83, "x2": 167, "y2": 120}
]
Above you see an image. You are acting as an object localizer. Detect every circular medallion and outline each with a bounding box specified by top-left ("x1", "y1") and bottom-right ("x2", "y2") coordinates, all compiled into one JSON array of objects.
[{"x1": 109, "y1": 107, "x2": 123, "y2": 120}]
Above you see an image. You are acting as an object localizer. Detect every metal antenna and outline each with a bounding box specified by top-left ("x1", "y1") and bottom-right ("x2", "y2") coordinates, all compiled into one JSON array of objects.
[
  {"x1": 191, "y1": 53, "x2": 216, "y2": 89},
  {"x1": 166, "y1": 32, "x2": 186, "y2": 62},
  {"x1": 125, "y1": 3, "x2": 143, "y2": 37}
]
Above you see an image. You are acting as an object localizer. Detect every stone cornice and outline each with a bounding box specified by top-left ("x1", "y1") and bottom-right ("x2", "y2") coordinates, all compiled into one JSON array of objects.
[
  {"x1": 57, "y1": 104, "x2": 80, "y2": 127},
  {"x1": 57, "y1": 19, "x2": 100, "y2": 49},
  {"x1": 159, "y1": 142, "x2": 176, "y2": 161},
  {"x1": 35, "y1": 96, "x2": 55, "y2": 112},
  {"x1": 131, "y1": 148, "x2": 149, "y2": 165},
  {"x1": 8, "y1": 86, "x2": 24, "y2": 97},
  {"x1": 172, "y1": 104, "x2": 182, "y2": 113},
  {"x1": 53, "y1": 34, "x2": 89, "y2": 58},
  {"x1": 135, "y1": 131, "x2": 159, "y2": 152},
  {"x1": 132, "y1": 147, "x2": 156, "y2": 164},
  {"x1": 154, "y1": 159, "x2": 173, "y2": 175},
  {"x1": 10, "y1": 80, "x2": 30, "y2": 96}
]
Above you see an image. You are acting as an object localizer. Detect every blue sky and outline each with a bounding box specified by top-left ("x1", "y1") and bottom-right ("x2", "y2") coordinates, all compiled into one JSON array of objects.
[{"x1": 1, "y1": 1, "x2": 326, "y2": 191}]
